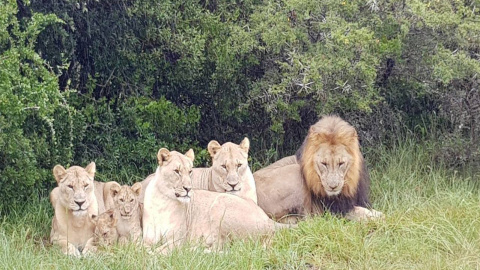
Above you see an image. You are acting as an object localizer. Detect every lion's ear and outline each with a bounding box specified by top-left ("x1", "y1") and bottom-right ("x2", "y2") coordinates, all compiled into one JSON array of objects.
[
  {"x1": 110, "y1": 182, "x2": 121, "y2": 198},
  {"x1": 85, "y1": 162, "x2": 96, "y2": 178},
  {"x1": 185, "y1": 149, "x2": 195, "y2": 162},
  {"x1": 239, "y1": 137, "x2": 250, "y2": 154},
  {"x1": 53, "y1": 165, "x2": 66, "y2": 184},
  {"x1": 157, "y1": 148, "x2": 170, "y2": 166},
  {"x1": 207, "y1": 140, "x2": 221, "y2": 158},
  {"x1": 131, "y1": 182, "x2": 142, "y2": 197}
]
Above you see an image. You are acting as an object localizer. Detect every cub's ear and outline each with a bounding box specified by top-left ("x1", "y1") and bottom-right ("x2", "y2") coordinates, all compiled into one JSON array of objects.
[
  {"x1": 207, "y1": 140, "x2": 221, "y2": 158},
  {"x1": 91, "y1": 214, "x2": 98, "y2": 225},
  {"x1": 157, "y1": 148, "x2": 170, "y2": 166},
  {"x1": 239, "y1": 137, "x2": 250, "y2": 154},
  {"x1": 110, "y1": 182, "x2": 121, "y2": 198},
  {"x1": 85, "y1": 162, "x2": 96, "y2": 178},
  {"x1": 53, "y1": 165, "x2": 66, "y2": 184},
  {"x1": 185, "y1": 149, "x2": 195, "y2": 162},
  {"x1": 131, "y1": 182, "x2": 142, "y2": 197}
]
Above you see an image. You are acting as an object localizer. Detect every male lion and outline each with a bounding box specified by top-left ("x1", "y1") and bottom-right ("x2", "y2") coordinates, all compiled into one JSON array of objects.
[
  {"x1": 254, "y1": 115, "x2": 383, "y2": 222},
  {"x1": 92, "y1": 208, "x2": 119, "y2": 247},
  {"x1": 50, "y1": 162, "x2": 99, "y2": 256},
  {"x1": 142, "y1": 148, "x2": 292, "y2": 252},
  {"x1": 110, "y1": 182, "x2": 143, "y2": 244},
  {"x1": 191, "y1": 138, "x2": 257, "y2": 204}
]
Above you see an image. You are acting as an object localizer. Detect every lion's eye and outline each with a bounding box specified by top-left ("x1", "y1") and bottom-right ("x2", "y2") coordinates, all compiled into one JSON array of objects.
[
  {"x1": 174, "y1": 169, "x2": 180, "y2": 175},
  {"x1": 338, "y1": 162, "x2": 345, "y2": 167},
  {"x1": 321, "y1": 162, "x2": 328, "y2": 167},
  {"x1": 237, "y1": 163, "x2": 242, "y2": 168},
  {"x1": 67, "y1": 185, "x2": 74, "y2": 189},
  {"x1": 84, "y1": 184, "x2": 89, "y2": 190},
  {"x1": 130, "y1": 199, "x2": 134, "y2": 202},
  {"x1": 221, "y1": 165, "x2": 227, "y2": 170},
  {"x1": 120, "y1": 198, "x2": 124, "y2": 202},
  {"x1": 189, "y1": 170, "x2": 193, "y2": 176}
]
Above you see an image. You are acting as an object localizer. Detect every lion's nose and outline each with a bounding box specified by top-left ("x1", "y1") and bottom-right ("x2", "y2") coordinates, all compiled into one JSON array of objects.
[
  {"x1": 328, "y1": 184, "x2": 339, "y2": 190},
  {"x1": 183, "y1": 186, "x2": 191, "y2": 193},
  {"x1": 75, "y1": 200, "x2": 85, "y2": 208},
  {"x1": 228, "y1": 183, "x2": 238, "y2": 189}
]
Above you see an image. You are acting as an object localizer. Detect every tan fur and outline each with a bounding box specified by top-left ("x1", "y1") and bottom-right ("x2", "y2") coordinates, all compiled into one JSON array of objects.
[
  {"x1": 110, "y1": 182, "x2": 143, "y2": 244},
  {"x1": 92, "y1": 209, "x2": 118, "y2": 247},
  {"x1": 142, "y1": 148, "x2": 292, "y2": 252},
  {"x1": 191, "y1": 137, "x2": 257, "y2": 204},
  {"x1": 301, "y1": 116, "x2": 361, "y2": 198},
  {"x1": 254, "y1": 116, "x2": 383, "y2": 222},
  {"x1": 50, "y1": 162, "x2": 99, "y2": 256}
]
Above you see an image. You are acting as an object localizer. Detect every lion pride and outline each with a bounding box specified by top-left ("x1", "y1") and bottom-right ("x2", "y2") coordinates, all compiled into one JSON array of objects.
[{"x1": 254, "y1": 115, "x2": 383, "y2": 222}]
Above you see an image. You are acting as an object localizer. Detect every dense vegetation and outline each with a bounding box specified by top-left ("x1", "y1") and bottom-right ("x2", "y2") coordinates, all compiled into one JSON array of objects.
[{"x1": 1, "y1": 0, "x2": 479, "y2": 209}]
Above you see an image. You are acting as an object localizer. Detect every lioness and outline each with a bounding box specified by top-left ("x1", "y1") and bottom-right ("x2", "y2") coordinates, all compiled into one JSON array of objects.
[
  {"x1": 142, "y1": 148, "x2": 292, "y2": 252},
  {"x1": 93, "y1": 208, "x2": 119, "y2": 247},
  {"x1": 110, "y1": 182, "x2": 143, "y2": 244},
  {"x1": 191, "y1": 138, "x2": 257, "y2": 204},
  {"x1": 50, "y1": 162, "x2": 98, "y2": 256}
]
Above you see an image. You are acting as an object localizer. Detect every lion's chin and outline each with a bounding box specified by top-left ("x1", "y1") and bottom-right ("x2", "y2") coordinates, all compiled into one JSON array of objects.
[
  {"x1": 176, "y1": 196, "x2": 191, "y2": 203},
  {"x1": 72, "y1": 209, "x2": 88, "y2": 216},
  {"x1": 325, "y1": 189, "x2": 342, "y2": 197},
  {"x1": 227, "y1": 190, "x2": 240, "y2": 195}
]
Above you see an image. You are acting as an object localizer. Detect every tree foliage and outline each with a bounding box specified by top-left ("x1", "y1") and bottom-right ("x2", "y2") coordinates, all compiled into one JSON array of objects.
[{"x1": 1, "y1": 0, "x2": 479, "y2": 208}]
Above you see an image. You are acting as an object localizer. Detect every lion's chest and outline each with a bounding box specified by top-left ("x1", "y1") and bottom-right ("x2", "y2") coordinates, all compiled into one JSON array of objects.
[
  {"x1": 56, "y1": 213, "x2": 95, "y2": 247},
  {"x1": 116, "y1": 216, "x2": 141, "y2": 237}
]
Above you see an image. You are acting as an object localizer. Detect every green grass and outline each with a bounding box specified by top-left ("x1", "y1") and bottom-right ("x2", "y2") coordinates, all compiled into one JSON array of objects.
[{"x1": 1, "y1": 141, "x2": 480, "y2": 269}]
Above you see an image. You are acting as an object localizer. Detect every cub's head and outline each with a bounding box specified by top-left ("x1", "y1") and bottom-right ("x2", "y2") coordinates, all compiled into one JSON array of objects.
[
  {"x1": 157, "y1": 148, "x2": 194, "y2": 203},
  {"x1": 110, "y1": 183, "x2": 142, "y2": 219},
  {"x1": 52, "y1": 162, "x2": 96, "y2": 216},
  {"x1": 92, "y1": 209, "x2": 118, "y2": 246},
  {"x1": 300, "y1": 116, "x2": 362, "y2": 198},
  {"x1": 208, "y1": 137, "x2": 250, "y2": 194}
]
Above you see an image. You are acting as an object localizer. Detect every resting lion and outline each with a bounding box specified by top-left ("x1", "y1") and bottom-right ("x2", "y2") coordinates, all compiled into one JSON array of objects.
[
  {"x1": 50, "y1": 162, "x2": 99, "y2": 256},
  {"x1": 93, "y1": 208, "x2": 119, "y2": 247},
  {"x1": 191, "y1": 138, "x2": 257, "y2": 204},
  {"x1": 254, "y1": 115, "x2": 383, "y2": 222},
  {"x1": 110, "y1": 182, "x2": 143, "y2": 244},
  {"x1": 142, "y1": 148, "x2": 292, "y2": 252}
]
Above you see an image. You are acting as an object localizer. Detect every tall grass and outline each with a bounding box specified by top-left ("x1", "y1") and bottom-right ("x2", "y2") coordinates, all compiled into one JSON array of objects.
[{"x1": 1, "y1": 141, "x2": 479, "y2": 269}]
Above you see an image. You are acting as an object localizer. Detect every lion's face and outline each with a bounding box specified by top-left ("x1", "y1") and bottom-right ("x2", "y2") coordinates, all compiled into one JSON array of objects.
[
  {"x1": 111, "y1": 183, "x2": 141, "y2": 219},
  {"x1": 157, "y1": 148, "x2": 195, "y2": 204},
  {"x1": 314, "y1": 144, "x2": 352, "y2": 196},
  {"x1": 208, "y1": 138, "x2": 250, "y2": 194},
  {"x1": 53, "y1": 163, "x2": 96, "y2": 216},
  {"x1": 93, "y1": 209, "x2": 118, "y2": 246}
]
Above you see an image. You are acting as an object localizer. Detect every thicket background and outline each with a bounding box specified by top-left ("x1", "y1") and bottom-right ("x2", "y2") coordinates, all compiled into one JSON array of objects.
[{"x1": 1, "y1": 0, "x2": 479, "y2": 210}]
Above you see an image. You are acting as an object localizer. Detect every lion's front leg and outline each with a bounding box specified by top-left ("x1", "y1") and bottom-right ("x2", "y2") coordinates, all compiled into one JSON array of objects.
[
  {"x1": 82, "y1": 237, "x2": 97, "y2": 256},
  {"x1": 345, "y1": 206, "x2": 384, "y2": 221},
  {"x1": 54, "y1": 238, "x2": 81, "y2": 257}
]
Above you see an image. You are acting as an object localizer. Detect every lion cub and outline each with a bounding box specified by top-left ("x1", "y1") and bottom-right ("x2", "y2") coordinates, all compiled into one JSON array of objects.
[
  {"x1": 93, "y1": 209, "x2": 119, "y2": 247},
  {"x1": 110, "y1": 182, "x2": 143, "y2": 244}
]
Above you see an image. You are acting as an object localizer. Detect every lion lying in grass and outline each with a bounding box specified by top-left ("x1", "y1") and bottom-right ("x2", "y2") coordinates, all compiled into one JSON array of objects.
[
  {"x1": 142, "y1": 148, "x2": 292, "y2": 252},
  {"x1": 109, "y1": 182, "x2": 143, "y2": 244},
  {"x1": 191, "y1": 138, "x2": 257, "y2": 204},
  {"x1": 50, "y1": 162, "x2": 99, "y2": 256},
  {"x1": 93, "y1": 208, "x2": 119, "y2": 247},
  {"x1": 254, "y1": 115, "x2": 383, "y2": 222}
]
